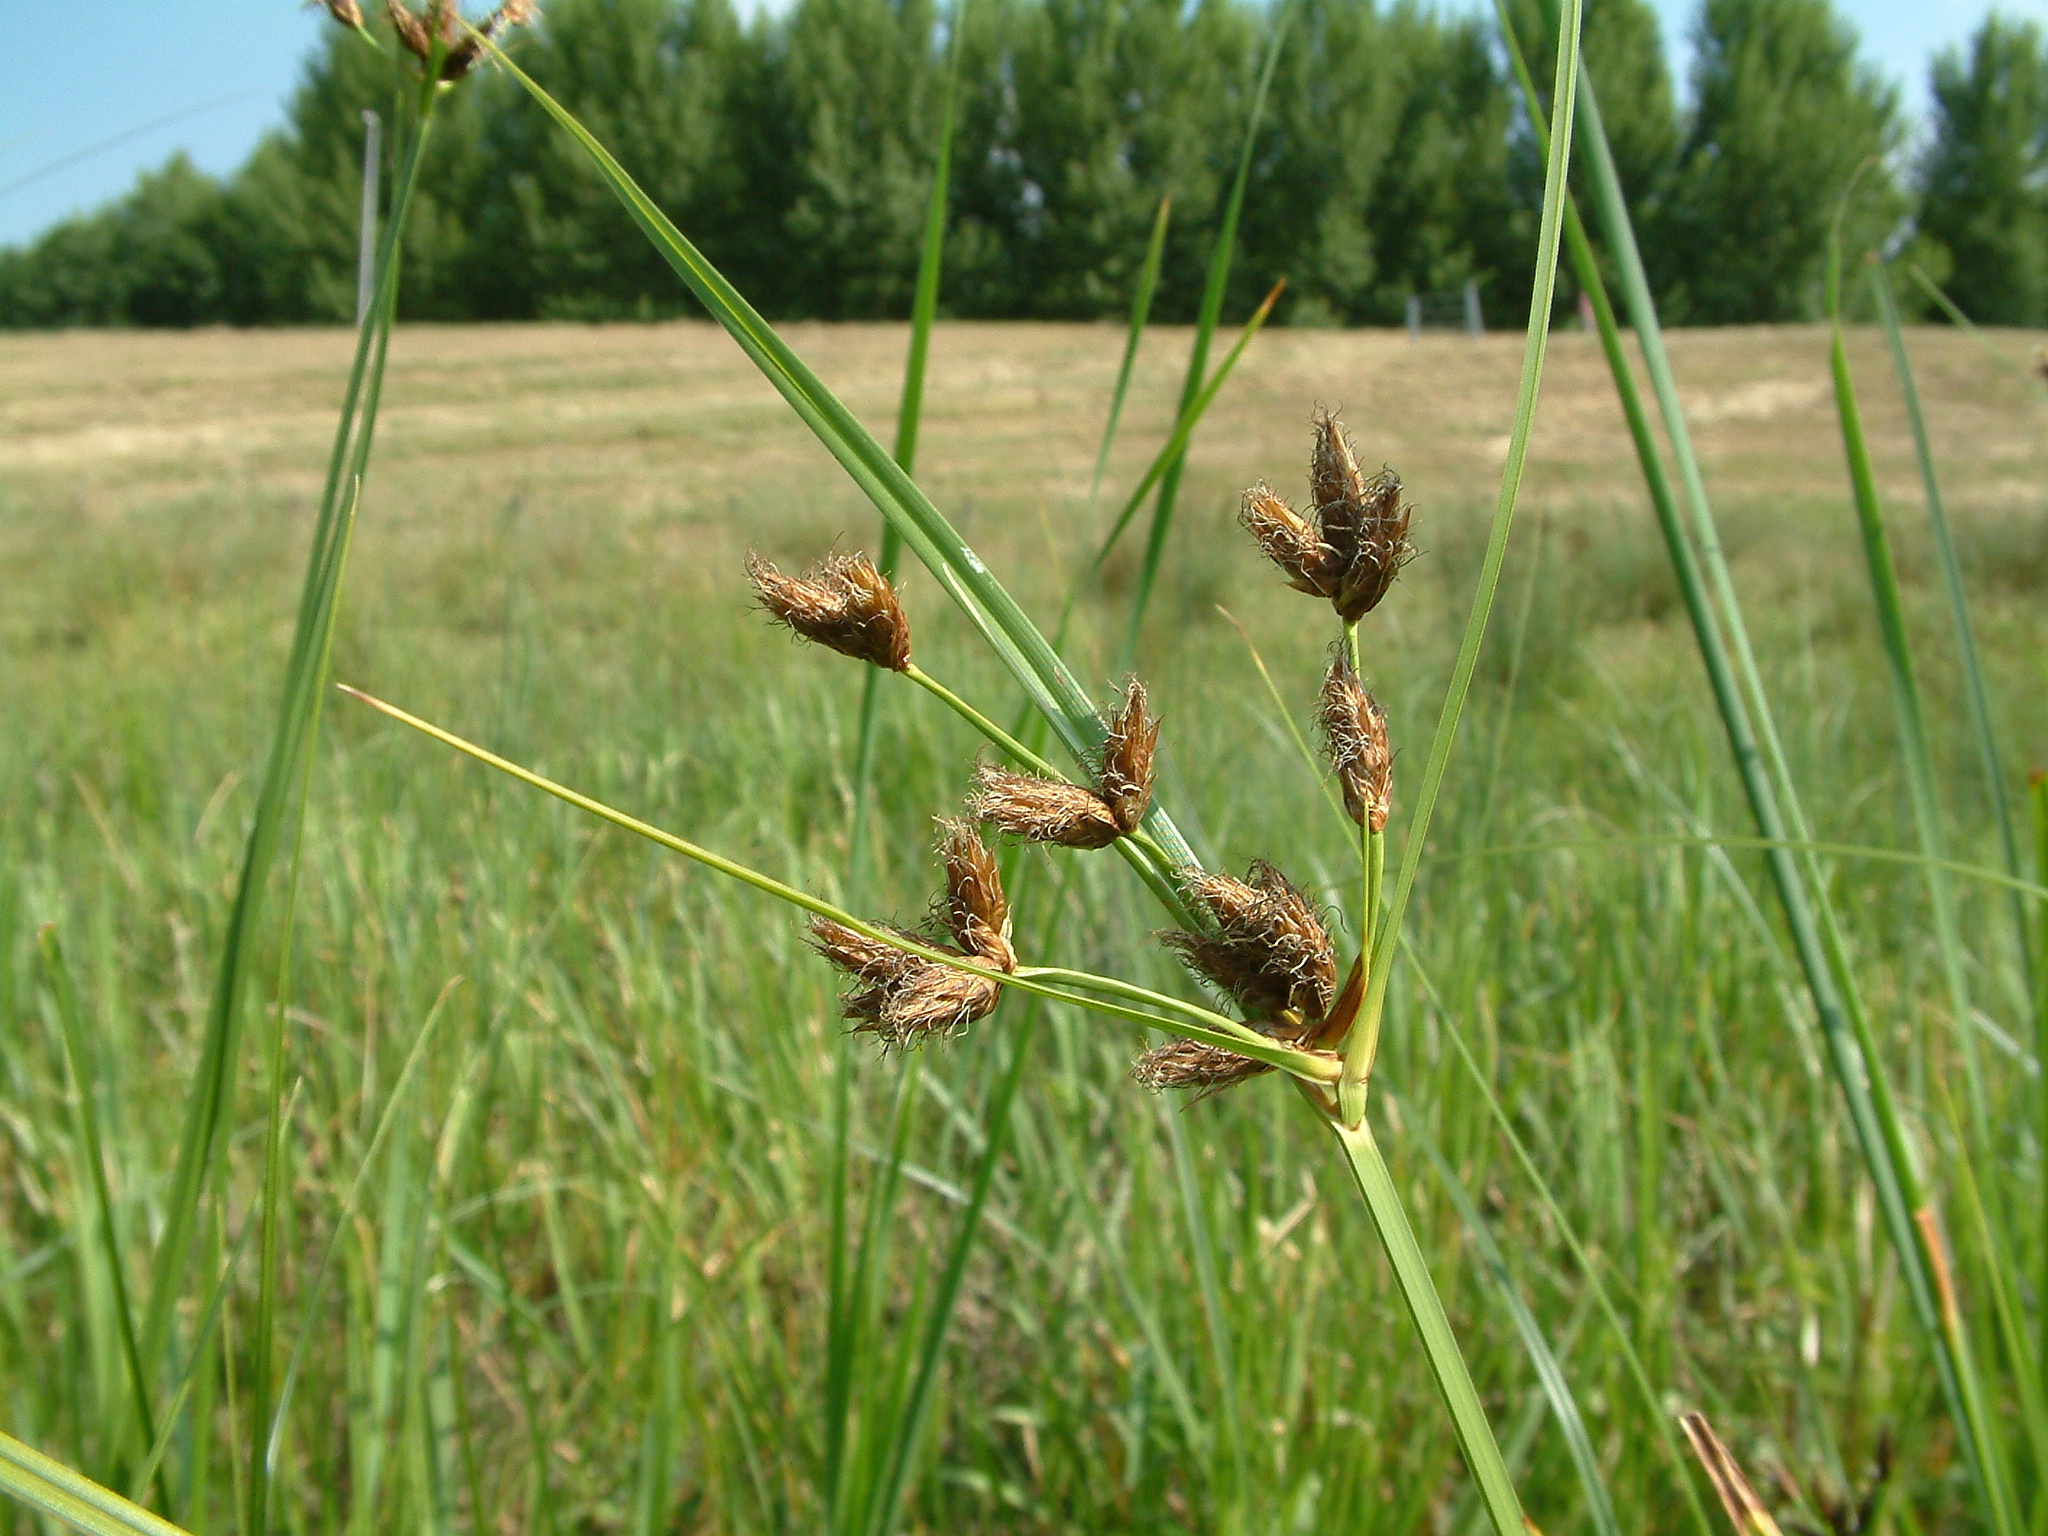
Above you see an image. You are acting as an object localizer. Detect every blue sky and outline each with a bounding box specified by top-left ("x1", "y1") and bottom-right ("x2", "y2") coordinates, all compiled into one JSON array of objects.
[{"x1": 3, "y1": 0, "x2": 2043, "y2": 248}]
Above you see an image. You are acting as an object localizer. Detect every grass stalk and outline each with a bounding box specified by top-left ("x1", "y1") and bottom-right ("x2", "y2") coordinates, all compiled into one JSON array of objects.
[
  {"x1": 37, "y1": 928, "x2": 160, "y2": 1500},
  {"x1": 1116, "y1": 12, "x2": 1287, "y2": 672},
  {"x1": 1087, "y1": 196, "x2": 1173, "y2": 521},
  {"x1": 1905, "y1": 265, "x2": 2048, "y2": 410},
  {"x1": 850, "y1": 0, "x2": 970, "y2": 877},
  {"x1": 1340, "y1": 0, "x2": 1582, "y2": 1124},
  {"x1": 1826, "y1": 201, "x2": 1985, "y2": 1139},
  {"x1": 1870, "y1": 259, "x2": 2033, "y2": 993},
  {"x1": 1505, "y1": 6, "x2": 2023, "y2": 1522},
  {"x1": 1325, "y1": 1115, "x2": 1522, "y2": 1536},
  {"x1": 135, "y1": 70, "x2": 437, "y2": 1472}
]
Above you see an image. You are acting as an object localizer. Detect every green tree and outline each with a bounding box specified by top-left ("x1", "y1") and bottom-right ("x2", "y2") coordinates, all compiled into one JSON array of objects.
[
  {"x1": 1919, "y1": 15, "x2": 2048, "y2": 327},
  {"x1": 1653, "y1": 0, "x2": 1898, "y2": 322}
]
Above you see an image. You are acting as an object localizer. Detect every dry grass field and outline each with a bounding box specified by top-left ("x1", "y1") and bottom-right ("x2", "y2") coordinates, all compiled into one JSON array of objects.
[{"x1": 3, "y1": 317, "x2": 2046, "y2": 1534}]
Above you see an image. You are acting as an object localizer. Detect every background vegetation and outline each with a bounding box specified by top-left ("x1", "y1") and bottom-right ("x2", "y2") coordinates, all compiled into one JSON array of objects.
[
  {"x1": 3, "y1": 316, "x2": 2043, "y2": 1531},
  {"x1": 5, "y1": 0, "x2": 2037, "y2": 330}
]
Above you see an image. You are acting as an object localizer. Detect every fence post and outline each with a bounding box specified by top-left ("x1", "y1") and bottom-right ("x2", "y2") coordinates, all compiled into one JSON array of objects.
[
  {"x1": 356, "y1": 110, "x2": 382, "y2": 327},
  {"x1": 1462, "y1": 279, "x2": 1482, "y2": 335},
  {"x1": 1405, "y1": 293, "x2": 1421, "y2": 341}
]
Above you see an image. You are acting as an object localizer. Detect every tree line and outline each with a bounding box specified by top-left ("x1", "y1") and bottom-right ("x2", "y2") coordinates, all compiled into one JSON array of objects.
[{"x1": 3, "y1": 0, "x2": 2043, "y2": 330}]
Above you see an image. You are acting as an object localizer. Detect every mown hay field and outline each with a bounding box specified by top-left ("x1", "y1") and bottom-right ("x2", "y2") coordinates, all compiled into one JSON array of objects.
[{"x1": 3, "y1": 318, "x2": 2046, "y2": 1533}]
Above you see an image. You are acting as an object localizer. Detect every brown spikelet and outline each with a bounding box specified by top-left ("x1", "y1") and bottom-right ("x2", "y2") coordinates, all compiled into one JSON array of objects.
[
  {"x1": 1095, "y1": 678, "x2": 1158, "y2": 834},
  {"x1": 1131, "y1": 1037, "x2": 1274, "y2": 1094},
  {"x1": 935, "y1": 819, "x2": 1015, "y2": 973},
  {"x1": 1317, "y1": 648, "x2": 1392, "y2": 832},
  {"x1": 1239, "y1": 483, "x2": 1341, "y2": 598},
  {"x1": 1333, "y1": 466, "x2": 1413, "y2": 622},
  {"x1": 746, "y1": 550, "x2": 912, "y2": 672},
  {"x1": 1310, "y1": 408, "x2": 1372, "y2": 567},
  {"x1": 385, "y1": 0, "x2": 535, "y2": 77},
  {"x1": 1161, "y1": 862, "x2": 1336, "y2": 1021},
  {"x1": 967, "y1": 763, "x2": 1122, "y2": 849},
  {"x1": 806, "y1": 916, "x2": 1002, "y2": 1046},
  {"x1": 317, "y1": 0, "x2": 367, "y2": 27}
]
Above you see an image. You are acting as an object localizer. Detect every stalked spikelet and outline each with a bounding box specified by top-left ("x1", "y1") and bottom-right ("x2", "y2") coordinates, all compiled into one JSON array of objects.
[
  {"x1": 1131, "y1": 1037, "x2": 1273, "y2": 1094},
  {"x1": 746, "y1": 550, "x2": 912, "y2": 672},
  {"x1": 1161, "y1": 862, "x2": 1336, "y2": 1021},
  {"x1": 935, "y1": 818, "x2": 1015, "y2": 973},
  {"x1": 1318, "y1": 648, "x2": 1392, "y2": 832},
  {"x1": 807, "y1": 917, "x2": 1001, "y2": 1047},
  {"x1": 1333, "y1": 466, "x2": 1412, "y2": 622},
  {"x1": 1240, "y1": 483, "x2": 1341, "y2": 599},
  {"x1": 1310, "y1": 408, "x2": 1372, "y2": 568},
  {"x1": 1095, "y1": 678, "x2": 1159, "y2": 834},
  {"x1": 968, "y1": 763, "x2": 1122, "y2": 849}
]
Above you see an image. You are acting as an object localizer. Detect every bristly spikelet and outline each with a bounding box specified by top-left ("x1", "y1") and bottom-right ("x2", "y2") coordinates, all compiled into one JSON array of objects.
[
  {"x1": 1131, "y1": 1036, "x2": 1274, "y2": 1094},
  {"x1": 1161, "y1": 862, "x2": 1336, "y2": 1021},
  {"x1": 745, "y1": 550, "x2": 912, "y2": 672},
  {"x1": 1095, "y1": 678, "x2": 1159, "y2": 834},
  {"x1": 967, "y1": 763, "x2": 1122, "y2": 849},
  {"x1": 1333, "y1": 465, "x2": 1412, "y2": 622},
  {"x1": 1310, "y1": 408, "x2": 1372, "y2": 567},
  {"x1": 806, "y1": 917, "x2": 1002, "y2": 1047},
  {"x1": 1239, "y1": 483, "x2": 1341, "y2": 599},
  {"x1": 935, "y1": 818, "x2": 1015, "y2": 973},
  {"x1": 1317, "y1": 648, "x2": 1392, "y2": 832},
  {"x1": 317, "y1": 0, "x2": 367, "y2": 27}
]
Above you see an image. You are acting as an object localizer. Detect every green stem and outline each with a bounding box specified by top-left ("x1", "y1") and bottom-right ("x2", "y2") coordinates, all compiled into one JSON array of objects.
[
  {"x1": 1341, "y1": 0, "x2": 1583, "y2": 1127},
  {"x1": 339, "y1": 687, "x2": 1329, "y2": 1078},
  {"x1": 1326, "y1": 1112, "x2": 1524, "y2": 1536}
]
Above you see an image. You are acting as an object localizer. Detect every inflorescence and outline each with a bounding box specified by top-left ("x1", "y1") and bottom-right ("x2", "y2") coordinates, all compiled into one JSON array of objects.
[{"x1": 750, "y1": 406, "x2": 1411, "y2": 1097}]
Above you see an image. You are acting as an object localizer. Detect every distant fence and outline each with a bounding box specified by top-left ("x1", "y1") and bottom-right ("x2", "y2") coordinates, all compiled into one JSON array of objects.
[{"x1": 1405, "y1": 280, "x2": 1483, "y2": 337}]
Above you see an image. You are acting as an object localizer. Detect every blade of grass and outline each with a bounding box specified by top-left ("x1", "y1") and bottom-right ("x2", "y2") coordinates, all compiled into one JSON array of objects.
[
  {"x1": 1116, "y1": 11, "x2": 1287, "y2": 672},
  {"x1": 477, "y1": 29, "x2": 1207, "y2": 879},
  {"x1": 37, "y1": 928, "x2": 160, "y2": 1504},
  {"x1": 1826, "y1": 201, "x2": 1986, "y2": 1137},
  {"x1": 1905, "y1": 265, "x2": 2048, "y2": 410},
  {"x1": 1828, "y1": 207, "x2": 2022, "y2": 1529},
  {"x1": 1340, "y1": 0, "x2": 1582, "y2": 1121},
  {"x1": 1508, "y1": 8, "x2": 2022, "y2": 1524},
  {"x1": 1871, "y1": 258, "x2": 2033, "y2": 992},
  {"x1": 1089, "y1": 196, "x2": 1172, "y2": 521},
  {"x1": 0, "y1": 1434, "x2": 195, "y2": 1536},
  {"x1": 862, "y1": 1019, "x2": 1035, "y2": 1536},
  {"x1": 850, "y1": 0, "x2": 971, "y2": 877},
  {"x1": 135, "y1": 72, "x2": 437, "y2": 1426}
]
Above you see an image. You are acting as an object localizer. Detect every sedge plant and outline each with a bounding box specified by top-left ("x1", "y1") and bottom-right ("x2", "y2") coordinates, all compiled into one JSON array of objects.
[{"x1": 328, "y1": 8, "x2": 1588, "y2": 1531}]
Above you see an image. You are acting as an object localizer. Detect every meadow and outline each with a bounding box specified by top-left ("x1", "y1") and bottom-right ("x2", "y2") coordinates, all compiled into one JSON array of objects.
[{"x1": 3, "y1": 315, "x2": 2046, "y2": 1533}]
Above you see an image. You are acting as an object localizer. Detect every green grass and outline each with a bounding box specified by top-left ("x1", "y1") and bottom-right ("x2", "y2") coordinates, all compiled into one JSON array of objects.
[{"x1": 4, "y1": 308, "x2": 2046, "y2": 1532}]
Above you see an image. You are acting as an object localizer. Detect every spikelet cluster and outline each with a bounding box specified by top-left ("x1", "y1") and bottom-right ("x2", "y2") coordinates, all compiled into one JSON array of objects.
[
  {"x1": 746, "y1": 551, "x2": 912, "y2": 672},
  {"x1": 1240, "y1": 409, "x2": 1412, "y2": 622},
  {"x1": 376, "y1": 1, "x2": 536, "y2": 78},
  {"x1": 968, "y1": 679, "x2": 1157, "y2": 848},
  {"x1": 1160, "y1": 862, "x2": 1336, "y2": 1023},
  {"x1": 808, "y1": 821, "x2": 1015, "y2": 1047}
]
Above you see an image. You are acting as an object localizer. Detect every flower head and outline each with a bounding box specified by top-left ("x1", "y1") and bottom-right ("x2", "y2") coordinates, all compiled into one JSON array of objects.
[
  {"x1": 807, "y1": 918, "x2": 1002, "y2": 1047},
  {"x1": 1160, "y1": 861, "x2": 1336, "y2": 1022},
  {"x1": 1094, "y1": 677, "x2": 1158, "y2": 835},
  {"x1": 385, "y1": 2, "x2": 536, "y2": 79},
  {"x1": 1244, "y1": 410, "x2": 1413, "y2": 621},
  {"x1": 967, "y1": 764, "x2": 1123, "y2": 849},
  {"x1": 746, "y1": 550, "x2": 912, "y2": 672},
  {"x1": 935, "y1": 818, "x2": 1015, "y2": 973}
]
